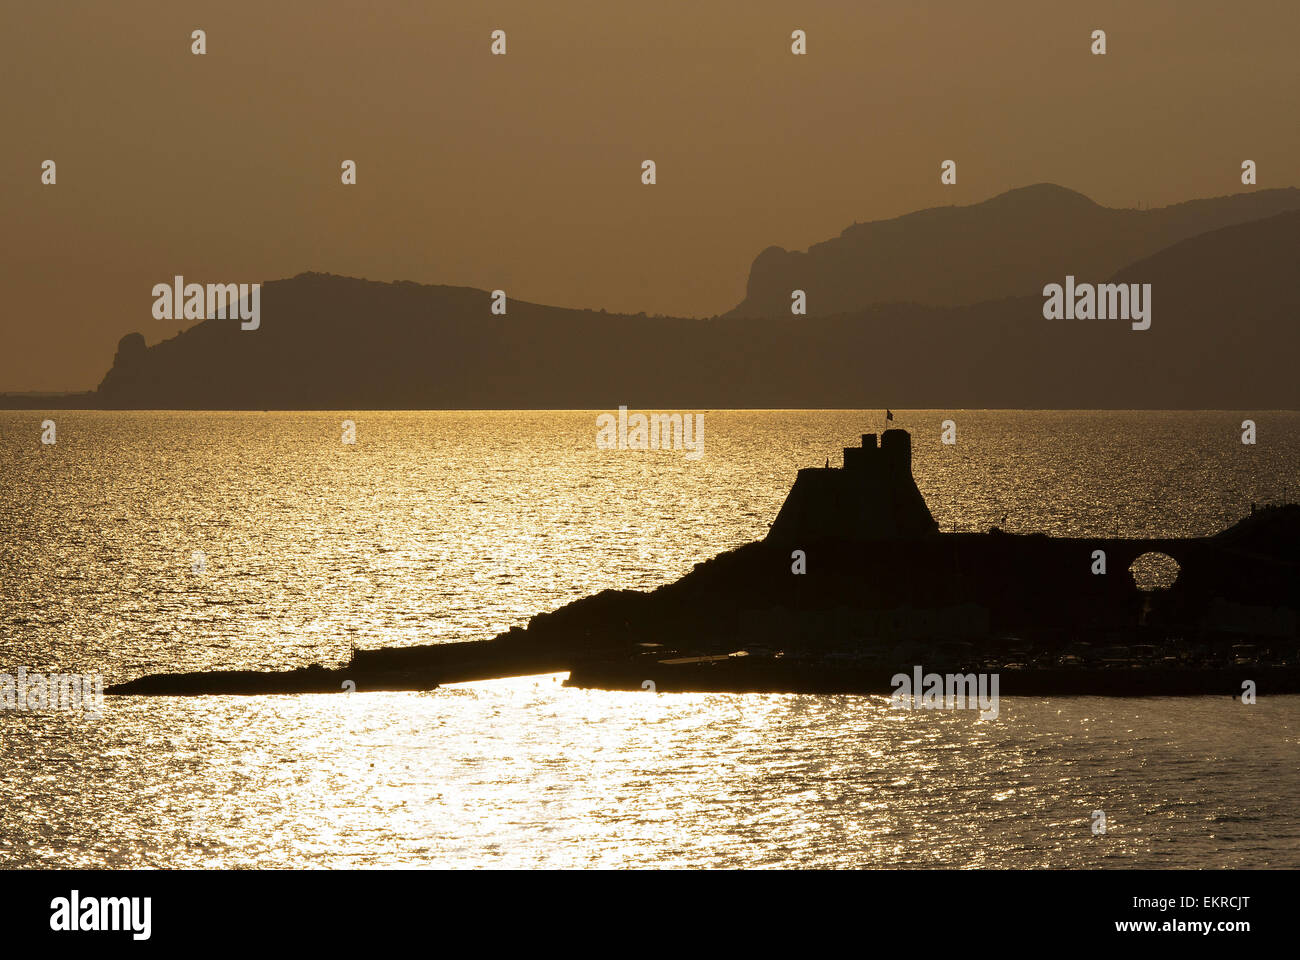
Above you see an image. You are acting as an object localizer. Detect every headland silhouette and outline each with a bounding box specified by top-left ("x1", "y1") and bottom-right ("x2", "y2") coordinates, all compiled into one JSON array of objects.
[
  {"x1": 4, "y1": 185, "x2": 1298, "y2": 410},
  {"x1": 109, "y1": 427, "x2": 1300, "y2": 698}
]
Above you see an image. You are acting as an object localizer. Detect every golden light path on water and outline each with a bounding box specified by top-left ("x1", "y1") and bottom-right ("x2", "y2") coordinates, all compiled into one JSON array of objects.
[
  {"x1": 1, "y1": 411, "x2": 1298, "y2": 866},
  {"x1": 4, "y1": 679, "x2": 1297, "y2": 868}
]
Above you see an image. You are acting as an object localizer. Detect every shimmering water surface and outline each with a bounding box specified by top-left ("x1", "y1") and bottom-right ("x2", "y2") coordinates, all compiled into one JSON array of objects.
[{"x1": 1, "y1": 411, "x2": 1297, "y2": 867}]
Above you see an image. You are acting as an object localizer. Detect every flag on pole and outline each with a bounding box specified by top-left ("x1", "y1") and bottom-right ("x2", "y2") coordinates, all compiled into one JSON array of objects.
[{"x1": 885, "y1": 409, "x2": 894, "y2": 422}]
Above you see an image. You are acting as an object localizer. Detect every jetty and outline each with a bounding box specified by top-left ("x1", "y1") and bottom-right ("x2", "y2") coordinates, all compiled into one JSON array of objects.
[{"x1": 108, "y1": 428, "x2": 1300, "y2": 697}]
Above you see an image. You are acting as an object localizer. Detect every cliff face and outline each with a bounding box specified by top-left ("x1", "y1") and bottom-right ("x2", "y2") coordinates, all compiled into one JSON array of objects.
[
  {"x1": 96, "y1": 333, "x2": 147, "y2": 396},
  {"x1": 726, "y1": 184, "x2": 1300, "y2": 318}
]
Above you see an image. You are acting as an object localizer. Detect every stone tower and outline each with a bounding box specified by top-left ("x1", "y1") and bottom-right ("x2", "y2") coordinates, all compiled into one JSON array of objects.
[{"x1": 766, "y1": 428, "x2": 938, "y2": 541}]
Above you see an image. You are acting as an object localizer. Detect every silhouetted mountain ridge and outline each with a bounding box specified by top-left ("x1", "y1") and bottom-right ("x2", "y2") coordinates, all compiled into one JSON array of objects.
[
  {"x1": 82, "y1": 204, "x2": 1300, "y2": 409},
  {"x1": 727, "y1": 184, "x2": 1300, "y2": 318}
]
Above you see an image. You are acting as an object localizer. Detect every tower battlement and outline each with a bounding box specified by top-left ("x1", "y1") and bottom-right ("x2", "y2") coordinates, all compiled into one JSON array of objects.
[{"x1": 767, "y1": 428, "x2": 938, "y2": 541}]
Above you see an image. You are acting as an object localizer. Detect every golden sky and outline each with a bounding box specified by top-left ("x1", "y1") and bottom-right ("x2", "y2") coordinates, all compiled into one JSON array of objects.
[{"x1": 2, "y1": 0, "x2": 1297, "y2": 390}]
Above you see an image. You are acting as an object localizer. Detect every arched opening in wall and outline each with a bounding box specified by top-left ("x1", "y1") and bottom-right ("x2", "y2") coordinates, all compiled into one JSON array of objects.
[{"x1": 1129, "y1": 552, "x2": 1181, "y2": 592}]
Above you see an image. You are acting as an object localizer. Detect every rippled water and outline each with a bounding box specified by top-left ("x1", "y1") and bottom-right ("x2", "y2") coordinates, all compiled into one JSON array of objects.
[{"x1": 1, "y1": 411, "x2": 1297, "y2": 867}]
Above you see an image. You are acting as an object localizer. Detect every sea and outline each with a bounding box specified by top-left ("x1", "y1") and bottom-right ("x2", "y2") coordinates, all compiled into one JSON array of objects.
[{"x1": 1, "y1": 410, "x2": 1297, "y2": 868}]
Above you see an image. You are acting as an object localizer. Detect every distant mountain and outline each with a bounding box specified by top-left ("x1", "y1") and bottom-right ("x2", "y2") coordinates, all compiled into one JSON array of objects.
[
  {"x1": 725, "y1": 184, "x2": 1300, "y2": 318},
  {"x1": 86, "y1": 208, "x2": 1298, "y2": 410},
  {"x1": 825, "y1": 209, "x2": 1300, "y2": 409}
]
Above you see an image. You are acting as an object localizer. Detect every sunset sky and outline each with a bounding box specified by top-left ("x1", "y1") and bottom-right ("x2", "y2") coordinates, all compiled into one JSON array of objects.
[{"x1": 2, "y1": 0, "x2": 1297, "y2": 390}]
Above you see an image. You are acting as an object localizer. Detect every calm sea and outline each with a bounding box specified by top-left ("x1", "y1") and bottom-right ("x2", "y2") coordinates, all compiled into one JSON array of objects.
[{"x1": 1, "y1": 410, "x2": 1297, "y2": 867}]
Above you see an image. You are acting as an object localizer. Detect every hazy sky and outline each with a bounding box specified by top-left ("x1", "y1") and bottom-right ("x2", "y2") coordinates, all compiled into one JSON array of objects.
[{"x1": 2, "y1": 0, "x2": 1297, "y2": 390}]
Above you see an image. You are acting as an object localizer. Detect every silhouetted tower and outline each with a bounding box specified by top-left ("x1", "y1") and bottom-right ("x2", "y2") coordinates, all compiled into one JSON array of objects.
[{"x1": 767, "y1": 428, "x2": 938, "y2": 541}]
